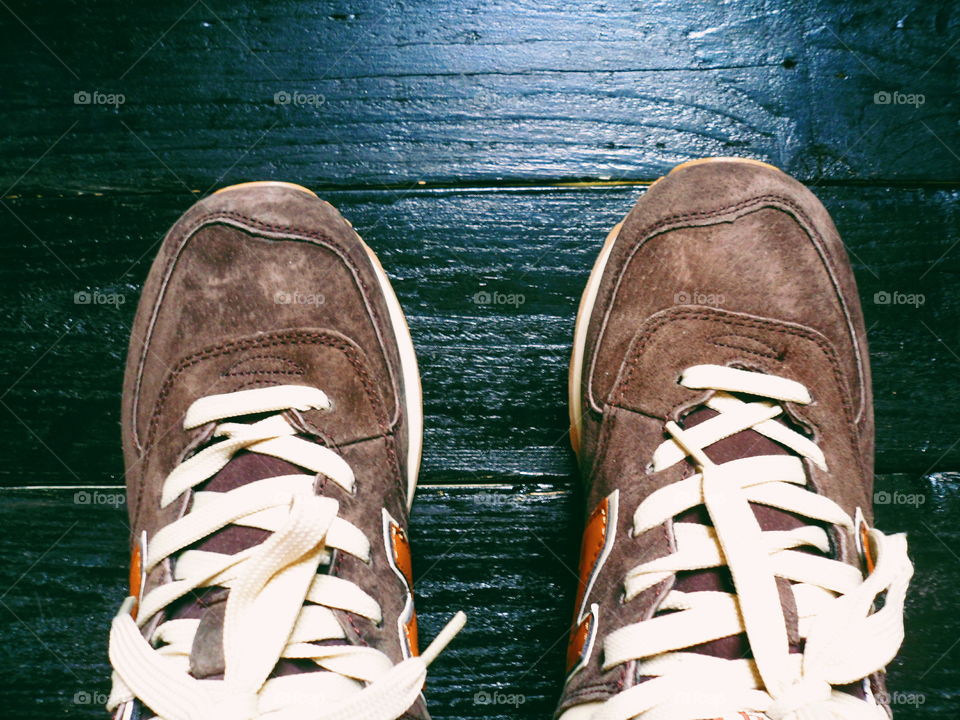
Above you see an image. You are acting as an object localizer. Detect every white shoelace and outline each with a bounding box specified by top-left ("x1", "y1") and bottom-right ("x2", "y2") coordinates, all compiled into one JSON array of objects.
[
  {"x1": 595, "y1": 365, "x2": 913, "y2": 720},
  {"x1": 108, "y1": 385, "x2": 465, "y2": 720}
]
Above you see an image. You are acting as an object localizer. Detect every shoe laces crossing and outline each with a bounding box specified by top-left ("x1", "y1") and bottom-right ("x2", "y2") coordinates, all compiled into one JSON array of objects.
[
  {"x1": 108, "y1": 385, "x2": 464, "y2": 720},
  {"x1": 596, "y1": 365, "x2": 912, "y2": 720}
]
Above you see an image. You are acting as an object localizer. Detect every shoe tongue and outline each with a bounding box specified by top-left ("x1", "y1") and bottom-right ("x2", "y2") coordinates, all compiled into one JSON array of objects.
[
  {"x1": 668, "y1": 408, "x2": 814, "y2": 659},
  {"x1": 168, "y1": 451, "x2": 314, "y2": 679}
]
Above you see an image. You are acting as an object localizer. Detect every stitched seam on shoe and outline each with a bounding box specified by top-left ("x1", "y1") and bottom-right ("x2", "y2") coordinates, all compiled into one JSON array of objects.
[
  {"x1": 334, "y1": 552, "x2": 372, "y2": 649},
  {"x1": 615, "y1": 309, "x2": 853, "y2": 423},
  {"x1": 609, "y1": 307, "x2": 865, "y2": 485},
  {"x1": 145, "y1": 332, "x2": 387, "y2": 451},
  {"x1": 222, "y1": 354, "x2": 305, "y2": 378},
  {"x1": 131, "y1": 208, "x2": 402, "y2": 452},
  {"x1": 134, "y1": 331, "x2": 393, "y2": 526},
  {"x1": 224, "y1": 370, "x2": 306, "y2": 377},
  {"x1": 586, "y1": 194, "x2": 864, "y2": 423},
  {"x1": 711, "y1": 338, "x2": 781, "y2": 360}
]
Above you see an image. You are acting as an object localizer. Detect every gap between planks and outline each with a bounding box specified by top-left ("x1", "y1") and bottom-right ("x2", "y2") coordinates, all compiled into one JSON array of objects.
[
  {"x1": 9, "y1": 176, "x2": 960, "y2": 202},
  {"x1": 1, "y1": 483, "x2": 571, "y2": 494}
]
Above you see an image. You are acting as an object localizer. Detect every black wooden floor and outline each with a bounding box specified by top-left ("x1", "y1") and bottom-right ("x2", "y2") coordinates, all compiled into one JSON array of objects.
[{"x1": 1, "y1": 2, "x2": 959, "y2": 719}]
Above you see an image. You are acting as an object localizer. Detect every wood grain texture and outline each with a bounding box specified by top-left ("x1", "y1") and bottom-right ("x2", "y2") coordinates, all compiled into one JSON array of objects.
[
  {"x1": 2, "y1": 0, "x2": 959, "y2": 194},
  {"x1": 2, "y1": 1, "x2": 957, "y2": 717},
  {"x1": 1, "y1": 186, "x2": 957, "y2": 487},
  {"x1": 0, "y1": 477, "x2": 955, "y2": 719}
]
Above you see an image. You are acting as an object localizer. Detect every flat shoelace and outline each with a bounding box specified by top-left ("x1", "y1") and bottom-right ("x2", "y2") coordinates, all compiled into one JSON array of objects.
[
  {"x1": 596, "y1": 365, "x2": 912, "y2": 720},
  {"x1": 108, "y1": 385, "x2": 464, "y2": 720}
]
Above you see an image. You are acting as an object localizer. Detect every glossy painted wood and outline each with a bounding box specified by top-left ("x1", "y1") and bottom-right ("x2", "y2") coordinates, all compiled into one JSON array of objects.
[
  {"x1": 1, "y1": 0, "x2": 959, "y2": 193},
  {"x1": 2, "y1": 1, "x2": 958, "y2": 718}
]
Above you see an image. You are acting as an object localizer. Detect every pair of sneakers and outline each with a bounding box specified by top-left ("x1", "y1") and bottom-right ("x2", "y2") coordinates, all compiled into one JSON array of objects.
[{"x1": 106, "y1": 158, "x2": 913, "y2": 720}]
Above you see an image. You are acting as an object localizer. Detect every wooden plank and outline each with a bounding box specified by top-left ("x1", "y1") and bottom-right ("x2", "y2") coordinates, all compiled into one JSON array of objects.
[
  {"x1": 2, "y1": 0, "x2": 959, "y2": 194},
  {"x1": 0, "y1": 476, "x2": 956, "y2": 718},
  {"x1": 1, "y1": 186, "x2": 957, "y2": 487}
]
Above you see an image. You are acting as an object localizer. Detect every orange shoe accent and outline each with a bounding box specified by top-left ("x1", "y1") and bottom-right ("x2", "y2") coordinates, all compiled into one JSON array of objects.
[
  {"x1": 859, "y1": 519, "x2": 876, "y2": 574},
  {"x1": 390, "y1": 523, "x2": 415, "y2": 588},
  {"x1": 574, "y1": 496, "x2": 610, "y2": 615},
  {"x1": 388, "y1": 519, "x2": 420, "y2": 656},
  {"x1": 129, "y1": 543, "x2": 143, "y2": 621},
  {"x1": 403, "y1": 609, "x2": 420, "y2": 658},
  {"x1": 566, "y1": 494, "x2": 617, "y2": 676},
  {"x1": 566, "y1": 611, "x2": 595, "y2": 673}
]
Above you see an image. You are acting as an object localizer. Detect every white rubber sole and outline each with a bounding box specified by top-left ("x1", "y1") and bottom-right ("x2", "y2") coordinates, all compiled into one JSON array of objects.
[
  {"x1": 568, "y1": 221, "x2": 622, "y2": 456},
  {"x1": 214, "y1": 181, "x2": 424, "y2": 510},
  {"x1": 362, "y1": 242, "x2": 424, "y2": 510},
  {"x1": 567, "y1": 157, "x2": 784, "y2": 457}
]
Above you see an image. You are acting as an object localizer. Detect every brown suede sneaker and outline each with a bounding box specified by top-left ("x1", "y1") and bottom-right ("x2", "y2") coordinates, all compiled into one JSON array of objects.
[
  {"x1": 560, "y1": 159, "x2": 912, "y2": 720},
  {"x1": 107, "y1": 182, "x2": 464, "y2": 720}
]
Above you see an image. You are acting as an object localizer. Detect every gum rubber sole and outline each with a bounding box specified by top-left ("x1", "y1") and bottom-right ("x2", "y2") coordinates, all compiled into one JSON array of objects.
[{"x1": 213, "y1": 180, "x2": 318, "y2": 197}]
